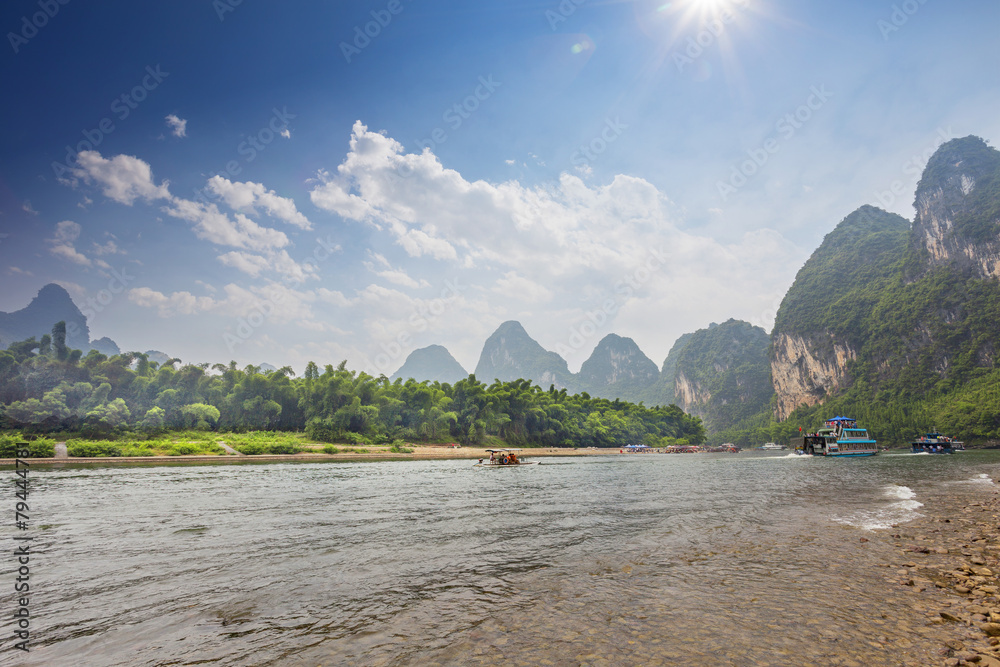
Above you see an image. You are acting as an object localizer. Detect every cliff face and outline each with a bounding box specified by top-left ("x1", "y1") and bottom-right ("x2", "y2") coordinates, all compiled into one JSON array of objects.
[
  {"x1": 769, "y1": 136, "x2": 1000, "y2": 425},
  {"x1": 768, "y1": 205, "x2": 910, "y2": 420},
  {"x1": 911, "y1": 136, "x2": 1000, "y2": 279},
  {"x1": 771, "y1": 333, "x2": 857, "y2": 420}
]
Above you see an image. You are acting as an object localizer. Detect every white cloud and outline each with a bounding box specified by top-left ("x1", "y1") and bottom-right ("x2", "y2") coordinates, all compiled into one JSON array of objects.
[
  {"x1": 7, "y1": 266, "x2": 33, "y2": 276},
  {"x1": 280, "y1": 128, "x2": 291, "y2": 139},
  {"x1": 219, "y1": 249, "x2": 317, "y2": 284},
  {"x1": 162, "y1": 198, "x2": 289, "y2": 252},
  {"x1": 128, "y1": 287, "x2": 217, "y2": 317},
  {"x1": 206, "y1": 176, "x2": 312, "y2": 229},
  {"x1": 71, "y1": 151, "x2": 171, "y2": 205},
  {"x1": 46, "y1": 220, "x2": 91, "y2": 266},
  {"x1": 494, "y1": 271, "x2": 553, "y2": 303},
  {"x1": 22, "y1": 201, "x2": 38, "y2": 216},
  {"x1": 307, "y1": 121, "x2": 804, "y2": 369},
  {"x1": 165, "y1": 114, "x2": 188, "y2": 138},
  {"x1": 218, "y1": 251, "x2": 270, "y2": 277},
  {"x1": 64, "y1": 149, "x2": 302, "y2": 256},
  {"x1": 92, "y1": 237, "x2": 123, "y2": 256}
]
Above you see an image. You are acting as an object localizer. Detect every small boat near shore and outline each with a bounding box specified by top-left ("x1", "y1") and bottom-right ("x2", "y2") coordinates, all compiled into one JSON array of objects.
[
  {"x1": 791, "y1": 416, "x2": 878, "y2": 457},
  {"x1": 911, "y1": 431, "x2": 964, "y2": 454},
  {"x1": 760, "y1": 442, "x2": 785, "y2": 451},
  {"x1": 474, "y1": 449, "x2": 539, "y2": 467}
]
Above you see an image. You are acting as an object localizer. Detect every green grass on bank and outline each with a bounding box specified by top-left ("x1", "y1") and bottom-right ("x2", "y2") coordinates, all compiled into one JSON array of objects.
[{"x1": 0, "y1": 430, "x2": 433, "y2": 458}]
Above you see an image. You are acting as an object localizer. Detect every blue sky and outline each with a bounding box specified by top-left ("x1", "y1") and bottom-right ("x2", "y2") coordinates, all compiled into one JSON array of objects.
[{"x1": 1, "y1": 0, "x2": 998, "y2": 375}]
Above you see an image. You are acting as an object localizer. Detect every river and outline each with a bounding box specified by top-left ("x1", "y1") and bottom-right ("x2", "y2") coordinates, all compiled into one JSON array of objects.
[{"x1": 6, "y1": 450, "x2": 1000, "y2": 666}]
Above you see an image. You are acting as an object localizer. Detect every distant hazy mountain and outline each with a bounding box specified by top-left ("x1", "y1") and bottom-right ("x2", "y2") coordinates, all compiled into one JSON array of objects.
[
  {"x1": 145, "y1": 350, "x2": 173, "y2": 366},
  {"x1": 90, "y1": 336, "x2": 121, "y2": 356},
  {"x1": 391, "y1": 345, "x2": 468, "y2": 384},
  {"x1": 0, "y1": 283, "x2": 90, "y2": 350},
  {"x1": 576, "y1": 334, "x2": 659, "y2": 401},
  {"x1": 474, "y1": 320, "x2": 574, "y2": 389}
]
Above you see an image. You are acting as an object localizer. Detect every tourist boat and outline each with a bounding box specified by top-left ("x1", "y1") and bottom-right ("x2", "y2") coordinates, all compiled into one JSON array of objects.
[
  {"x1": 910, "y1": 431, "x2": 963, "y2": 454},
  {"x1": 790, "y1": 416, "x2": 878, "y2": 457},
  {"x1": 705, "y1": 443, "x2": 741, "y2": 453},
  {"x1": 760, "y1": 442, "x2": 785, "y2": 451},
  {"x1": 474, "y1": 449, "x2": 539, "y2": 467}
]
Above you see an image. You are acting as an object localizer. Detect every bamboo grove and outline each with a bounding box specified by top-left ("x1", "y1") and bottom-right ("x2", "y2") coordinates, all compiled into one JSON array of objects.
[{"x1": 0, "y1": 325, "x2": 706, "y2": 447}]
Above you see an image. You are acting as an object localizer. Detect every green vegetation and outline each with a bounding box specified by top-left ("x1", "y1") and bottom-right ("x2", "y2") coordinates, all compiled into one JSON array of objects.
[
  {"x1": 388, "y1": 439, "x2": 414, "y2": 453},
  {"x1": 0, "y1": 331, "x2": 706, "y2": 453},
  {"x1": 0, "y1": 434, "x2": 54, "y2": 458},
  {"x1": 645, "y1": 320, "x2": 774, "y2": 433},
  {"x1": 720, "y1": 164, "x2": 1000, "y2": 447}
]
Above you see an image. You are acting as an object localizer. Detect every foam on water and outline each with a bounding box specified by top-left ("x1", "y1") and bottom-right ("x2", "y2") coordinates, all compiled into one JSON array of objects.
[
  {"x1": 833, "y1": 484, "x2": 924, "y2": 531},
  {"x1": 885, "y1": 484, "x2": 917, "y2": 500},
  {"x1": 952, "y1": 473, "x2": 996, "y2": 486}
]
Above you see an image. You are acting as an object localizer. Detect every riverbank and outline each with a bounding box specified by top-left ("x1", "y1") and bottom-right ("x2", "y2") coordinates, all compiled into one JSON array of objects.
[
  {"x1": 872, "y1": 470, "x2": 1000, "y2": 666},
  {"x1": 0, "y1": 444, "x2": 613, "y2": 466}
]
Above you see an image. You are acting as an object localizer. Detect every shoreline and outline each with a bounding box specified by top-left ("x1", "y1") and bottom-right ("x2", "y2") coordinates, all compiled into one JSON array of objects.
[
  {"x1": 0, "y1": 445, "x2": 615, "y2": 467},
  {"x1": 872, "y1": 468, "x2": 1000, "y2": 666}
]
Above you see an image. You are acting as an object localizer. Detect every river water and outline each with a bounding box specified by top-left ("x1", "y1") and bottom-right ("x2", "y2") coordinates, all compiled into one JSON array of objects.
[{"x1": 6, "y1": 450, "x2": 1000, "y2": 666}]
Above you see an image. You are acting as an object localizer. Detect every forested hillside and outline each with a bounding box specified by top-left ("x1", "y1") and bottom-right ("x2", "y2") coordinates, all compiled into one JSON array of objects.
[{"x1": 718, "y1": 136, "x2": 1000, "y2": 447}]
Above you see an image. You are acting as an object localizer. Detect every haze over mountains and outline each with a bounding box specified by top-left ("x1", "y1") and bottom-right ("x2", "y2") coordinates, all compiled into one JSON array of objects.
[
  {"x1": 392, "y1": 135, "x2": 1000, "y2": 441},
  {"x1": 5, "y1": 136, "x2": 1000, "y2": 442}
]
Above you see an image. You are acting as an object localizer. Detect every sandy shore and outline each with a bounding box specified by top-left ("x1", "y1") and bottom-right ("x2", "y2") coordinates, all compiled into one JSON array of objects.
[{"x1": 0, "y1": 445, "x2": 613, "y2": 466}]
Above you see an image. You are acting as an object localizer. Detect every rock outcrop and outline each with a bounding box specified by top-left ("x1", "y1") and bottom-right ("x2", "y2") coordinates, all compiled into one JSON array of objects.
[
  {"x1": 771, "y1": 333, "x2": 857, "y2": 420},
  {"x1": 911, "y1": 136, "x2": 1000, "y2": 280}
]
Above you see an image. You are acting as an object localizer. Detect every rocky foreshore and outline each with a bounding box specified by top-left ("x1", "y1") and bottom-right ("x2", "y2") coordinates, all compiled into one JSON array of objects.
[{"x1": 878, "y1": 476, "x2": 1000, "y2": 666}]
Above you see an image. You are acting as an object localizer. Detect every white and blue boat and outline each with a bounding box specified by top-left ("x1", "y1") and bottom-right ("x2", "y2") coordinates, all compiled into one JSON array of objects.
[
  {"x1": 791, "y1": 416, "x2": 878, "y2": 457},
  {"x1": 910, "y1": 431, "x2": 963, "y2": 454}
]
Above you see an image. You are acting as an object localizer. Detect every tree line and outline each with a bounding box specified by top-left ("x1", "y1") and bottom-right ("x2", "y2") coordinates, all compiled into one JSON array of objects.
[{"x1": 0, "y1": 322, "x2": 706, "y2": 447}]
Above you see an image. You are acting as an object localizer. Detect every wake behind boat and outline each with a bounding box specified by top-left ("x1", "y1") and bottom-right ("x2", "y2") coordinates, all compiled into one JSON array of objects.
[
  {"x1": 791, "y1": 416, "x2": 878, "y2": 457},
  {"x1": 474, "y1": 449, "x2": 540, "y2": 467}
]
